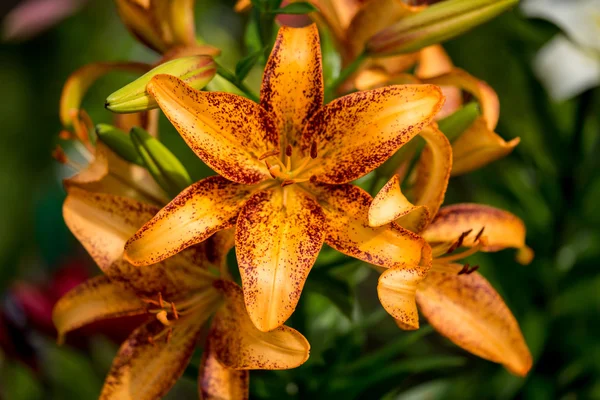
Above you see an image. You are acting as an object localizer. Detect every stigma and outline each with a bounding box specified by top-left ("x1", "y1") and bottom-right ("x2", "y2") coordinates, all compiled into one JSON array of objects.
[{"x1": 260, "y1": 141, "x2": 318, "y2": 186}]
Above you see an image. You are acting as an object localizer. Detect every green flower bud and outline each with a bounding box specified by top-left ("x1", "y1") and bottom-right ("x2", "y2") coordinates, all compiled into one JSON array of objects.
[
  {"x1": 95, "y1": 124, "x2": 144, "y2": 166},
  {"x1": 106, "y1": 55, "x2": 216, "y2": 113},
  {"x1": 130, "y1": 126, "x2": 193, "y2": 198},
  {"x1": 366, "y1": 0, "x2": 519, "y2": 56}
]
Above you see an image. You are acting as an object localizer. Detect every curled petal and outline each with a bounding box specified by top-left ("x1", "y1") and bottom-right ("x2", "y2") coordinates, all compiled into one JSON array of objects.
[
  {"x1": 346, "y1": 0, "x2": 424, "y2": 59},
  {"x1": 100, "y1": 316, "x2": 212, "y2": 400},
  {"x1": 412, "y1": 123, "x2": 452, "y2": 222},
  {"x1": 302, "y1": 84, "x2": 444, "y2": 184},
  {"x1": 417, "y1": 264, "x2": 532, "y2": 376},
  {"x1": 261, "y1": 25, "x2": 323, "y2": 148},
  {"x1": 310, "y1": 182, "x2": 427, "y2": 268},
  {"x1": 451, "y1": 117, "x2": 520, "y2": 176},
  {"x1": 311, "y1": 0, "x2": 364, "y2": 45},
  {"x1": 423, "y1": 203, "x2": 532, "y2": 262},
  {"x1": 236, "y1": 186, "x2": 325, "y2": 331},
  {"x1": 415, "y1": 45, "x2": 454, "y2": 79},
  {"x1": 369, "y1": 174, "x2": 429, "y2": 230},
  {"x1": 52, "y1": 276, "x2": 146, "y2": 343},
  {"x1": 125, "y1": 176, "x2": 253, "y2": 266},
  {"x1": 378, "y1": 264, "x2": 430, "y2": 330},
  {"x1": 147, "y1": 74, "x2": 278, "y2": 184},
  {"x1": 421, "y1": 68, "x2": 499, "y2": 130},
  {"x1": 210, "y1": 281, "x2": 310, "y2": 369},
  {"x1": 60, "y1": 62, "x2": 149, "y2": 128},
  {"x1": 199, "y1": 337, "x2": 249, "y2": 400}
]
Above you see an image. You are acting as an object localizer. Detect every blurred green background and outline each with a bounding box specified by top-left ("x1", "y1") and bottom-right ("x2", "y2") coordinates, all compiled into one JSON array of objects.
[{"x1": 1, "y1": 1, "x2": 599, "y2": 399}]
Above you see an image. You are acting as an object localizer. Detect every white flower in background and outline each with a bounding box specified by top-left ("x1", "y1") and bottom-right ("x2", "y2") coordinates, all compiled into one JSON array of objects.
[{"x1": 522, "y1": 0, "x2": 600, "y2": 101}]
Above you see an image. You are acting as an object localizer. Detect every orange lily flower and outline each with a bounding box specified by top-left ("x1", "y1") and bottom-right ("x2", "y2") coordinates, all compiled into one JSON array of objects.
[
  {"x1": 57, "y1": 62, "x2": 169, "y2": 205},
  {"x1": 53, "y1": 187, "x2": 310, "y2": 400},
  {"x1": 123, "y1": 24, "x2": 444, "y2": 332},
  {"x1": 114, "y1": 0, "x2": 219, "y2": 56},
  {"x1": 355, "y1": 46, "x2": 520, "y2": 176},
  {"x1": 369, "y1": 124, "x2": 533, "y2": 376}
]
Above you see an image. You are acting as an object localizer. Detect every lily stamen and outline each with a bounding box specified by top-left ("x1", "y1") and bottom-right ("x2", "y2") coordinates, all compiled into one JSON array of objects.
[{"x1": 436, "y1": 235, "x2": 488, "y2": 263}]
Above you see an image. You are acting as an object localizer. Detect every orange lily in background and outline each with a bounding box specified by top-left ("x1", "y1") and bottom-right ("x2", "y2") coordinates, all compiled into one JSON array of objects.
[
  {"x1": 114, "y1": 0, "x2": 219, "y2": 57},
  {"x1": 369, "y1": 123, "x2": 533, "y2": 376},
  {"x1": 355, "y1": 46, "x2": 520, "y2": 175},
  {"x1": 53, "y1": 187, "x2": 310, "y2": 400},
  {"x1": 123, "y1": 24, "x2": 443, "y2": 332}
]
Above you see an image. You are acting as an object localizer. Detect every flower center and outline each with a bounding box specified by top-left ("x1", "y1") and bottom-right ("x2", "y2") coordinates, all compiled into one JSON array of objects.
[
  {"x1": 259, "y1": 141, "x2": 318, "y2": 187},
  {"x1": 142, "y1": 290, "x2": 220, "y2": 345}
]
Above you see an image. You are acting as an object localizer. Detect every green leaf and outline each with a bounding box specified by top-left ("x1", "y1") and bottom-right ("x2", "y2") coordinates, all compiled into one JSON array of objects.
[
  {"x1": 95, "y1": 124, "x2": 144, "y2": 166},
  {"x1": 272, "y1": 2, "x2": 318, "y2": 14},
  {"x1": 130, "y1": 126, "x2": 193, "y2": 198},
  {"x1": 235, "y1": 50, "x2": 263, "y2": 82},
  {"x1": 305, "y1": 269, "x2": 354, "y2": 319},
  {"x1": 437, "y1": 102, "x2": 480, "y2": 142},
  {"x1": 0, "y1": 362, "x2": 43, "y2": 400}
]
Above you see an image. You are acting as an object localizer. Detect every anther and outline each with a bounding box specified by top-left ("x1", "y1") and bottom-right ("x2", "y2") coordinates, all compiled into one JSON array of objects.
[
  {"x1": 259, "y1": 149, "x2": 280, "y2": 160},
  {"x1": 52, "y1": 146, "x2": 68, "y2": 164},
  {"x1": 281, "y1": 179, "x2": 295, "y2": 187},
  {"x1": 446, "y1": 229, "x2": 473, "y2": 254},
  {"x1": 457, "y1": 264, "x2": 470, "y2": 275},
  {"x1": 466, "y1": 265, "x2": 479, "y2": 274},
  {"x1": 58, "y1": 130, "x2": 72, "y2": 140},
  {"x1": 285, "y1": 144, "x2": 293, "y2": 157},
  {"x1": 310, "y1": 140, "x2": 318, "y2": 159},
  {"x1": 156, "y1": 310, "x2": 171, "y2": 326},
  {"x1": 475, "y1": 227, "x2": 485, "y2": 242}
]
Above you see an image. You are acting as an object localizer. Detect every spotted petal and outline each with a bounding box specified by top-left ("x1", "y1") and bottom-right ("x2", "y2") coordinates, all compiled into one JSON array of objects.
[
  {"x1": 64, "y1": 187, "x2": 215, "y2": 297},
  {"x1": 310, "y1": 182, "x2": 427, "y2": 268},
  {"x1": 199, "y1": 337, "x2": 249, "y2": 400},
  {"x1": 302, "y1": 84, "x2": 444, "y2": 184},
  {"x1": 52, "y1": 276, "x2": 147, "y2": 343},
  {"x1": 261, "y1": 25, "x2": 323, "y2": 148},
  {"x1": 417, "y1": 264, "x2": 533, "y2": 376},
  {"x1": 423, "y1": 203, "x2": 533, "y2": 264},
  {"x1": 125, "y1": 176, "x2": 253, "y2": 266},
  {"x1": 210, "y1": 281, "x2": 310, "y2": 369},
  {"x1": 235, "y1": 186, "x2": 325, "y2": 331},
  {"x1": 99, "y1": 313, "x2": 215, "y2": 400},
  {"x1": 147, "y1": 74, "x2": 278, "y2": 184}
]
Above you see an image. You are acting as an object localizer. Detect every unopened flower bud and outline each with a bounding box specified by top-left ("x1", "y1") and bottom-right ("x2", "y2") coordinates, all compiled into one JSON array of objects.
[
  {"x1": 106, "y1": 55, "x2": 216, "y2": 113},
  {"x1": 366, "y1": 0, "x2": 519, "y2": 56}
]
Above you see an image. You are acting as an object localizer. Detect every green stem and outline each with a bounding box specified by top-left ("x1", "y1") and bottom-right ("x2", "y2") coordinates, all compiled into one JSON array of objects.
[
  {"x1": 216, "y1": 64, "x2": 259, "y2": 103},
  {"x1": 325, "y1": 52, "x2": 367, "y2": 101}
]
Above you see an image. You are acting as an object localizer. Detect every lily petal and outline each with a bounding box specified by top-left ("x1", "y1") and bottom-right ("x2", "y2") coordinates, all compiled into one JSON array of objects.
[
  {"x1": 310, "y1": 182, "x2": 427, "y2": 268},
  {"x1": 412, "y1": 123, "x2": 452, "y2": 222},
  {"x1": 52, "y1": 276, "x2": 146, "y2": 343},
  {"x1": 451, "y1": 117, "x2": 520, "y2": 176},
  {"x1": 199, "y1": 337, "x2": 249, "y2": 400},
  {"x1": 125, "y1": 176, "x2": 253, "y2": 266},
  {"x1": 63, "y1": 187, "x2": 214, "y2": 297},
  {"x1": 369, "y1": 174, "x2": 430, "y2": 231},
  {"x1": 147, "y1": 74, "x2": 278, "y2": 184},
  {"x1": 417, "y1": 264, "x2": 532, "y2": 376},
  {"x1": 423, "y1": 203, "x2": 532, "y2": 262},
  {"x1": 261, "y1": 24, "x2": 323, "y2": 148},
  {"x1": 346, "y1": 0, "x2": 424, "y2": 59},
  {"x1": 210, "y1": 281, "x2": 310, "y2": 369},
  {"x1": 311, "y1": 0, "x2": 364, "y2": 45},
  {"x1": 100, "y1": 317, "x2": 210, "y2": 400},
  {"x1": 302, "y1": 84, "x2": 444, "y2": 184},
  {"x1": 421, "y1": 68, "x2": 499, "y2": 130},
  {"x1": 415, "y1": 45, "x2": 454, "y2": 79},
  {"x1": 378, "y1": 264, "x2": 430, "y2": 330},
  {"x1": 60, "y1": 62, "x2": 149, "y2": 128},
  {"x1": 236, "y1": 186, "x2": 325, "y2": 332}
]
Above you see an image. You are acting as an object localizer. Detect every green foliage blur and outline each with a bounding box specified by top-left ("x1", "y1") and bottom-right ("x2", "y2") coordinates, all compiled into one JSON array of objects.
[{"x1": 1, "y1": 1, "x2": 599, "y2": 399}]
